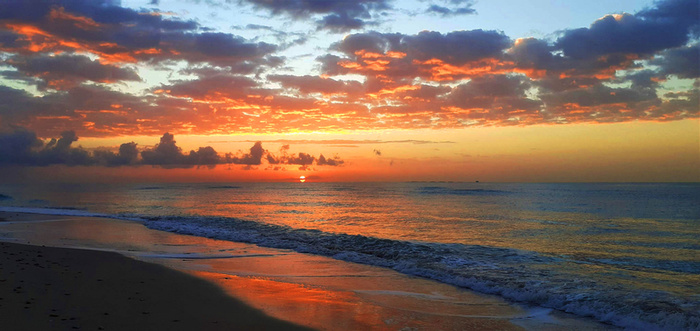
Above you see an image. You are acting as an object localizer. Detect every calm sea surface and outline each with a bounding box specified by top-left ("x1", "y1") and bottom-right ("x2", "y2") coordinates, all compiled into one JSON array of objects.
[{"x1": 1, "y1": 182, "x2": 698, "y2": 329}]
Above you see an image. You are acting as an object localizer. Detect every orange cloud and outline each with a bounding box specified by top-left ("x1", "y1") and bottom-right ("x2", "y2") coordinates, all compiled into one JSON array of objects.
[{"x1": 48, "y1": 7, "x2": 101, "y2": 30}]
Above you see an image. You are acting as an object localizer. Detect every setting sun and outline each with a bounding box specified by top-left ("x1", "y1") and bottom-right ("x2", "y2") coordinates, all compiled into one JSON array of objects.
[{"x1": 299, "y1": 176, "x2": 306, "y2": 183}]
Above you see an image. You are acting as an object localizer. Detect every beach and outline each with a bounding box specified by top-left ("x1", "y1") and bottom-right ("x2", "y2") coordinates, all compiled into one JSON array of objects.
[
  {"x1": 0, "y1": 240, "x2": 308, "y2": 331},
  {"x1": 1, "y1": 0, "x2": 698, "y2": 329},
  {"x1": 0, "y1": 211, "x2": 614, "y2": 330}
]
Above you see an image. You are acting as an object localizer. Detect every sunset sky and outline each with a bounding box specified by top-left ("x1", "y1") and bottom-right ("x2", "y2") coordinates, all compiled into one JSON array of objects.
[{"x1": 0, "y1": 0, "x2": 698, "y2": 182}]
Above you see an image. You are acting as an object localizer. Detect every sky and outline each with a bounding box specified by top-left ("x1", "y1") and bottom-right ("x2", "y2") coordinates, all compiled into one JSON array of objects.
[{"x1": 0, "y1": 0, "x2": 698, "y2": 183}]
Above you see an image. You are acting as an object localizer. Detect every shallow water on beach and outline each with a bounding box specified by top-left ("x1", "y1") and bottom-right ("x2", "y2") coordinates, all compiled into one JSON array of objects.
[{"x1": 1, "y1": 182, "x2": 698, "y2": 329}]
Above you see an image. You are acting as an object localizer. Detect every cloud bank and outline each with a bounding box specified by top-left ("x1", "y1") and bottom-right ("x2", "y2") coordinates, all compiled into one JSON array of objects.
[
  {"x1": 0, "y1": 0, "x2": 697, "y2": 138},
  {"x1": 0, "y1": 128, "x2": 345, "y2": 169}
]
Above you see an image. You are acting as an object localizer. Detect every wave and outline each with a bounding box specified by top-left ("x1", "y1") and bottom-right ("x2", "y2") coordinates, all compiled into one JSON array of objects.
[
  {"x1": 1, "y1": 206, "x2": 697, "y2": 330},
  {"x1": 275, "y1": 210, "x2": 313, "y2": 214},
  {"x1": 0, "y1": 206, "x2": 108, "y2": 217},
  {"x1": 585, "y1": 256, "x2": 700, "y2": 274},
  {"x1": 417, "y1": 187, "x2": 509, "y2": 196},
  {"x1": 223, "y1": 201, "x2": 351, "y2": 208},
  {"x1": 135, "y1": 186, "x2": 165, "y2": 190},
  {"x1": 207, "y1": 185, "x2": 241, "y2": 189},
  {"x1": 139, "y1": 215, "x2": 699, "y2": 330}
]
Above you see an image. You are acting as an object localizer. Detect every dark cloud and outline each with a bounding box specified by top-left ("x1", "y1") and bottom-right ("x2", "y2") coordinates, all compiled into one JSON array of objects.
[
  {"x1": 0, "y1": 1, "x2": 54, "y2": 22},
  {"x1": 652, "y1": 45, "x2": 700, "y2": 79},
  {"x1": 187, "y1": 146, "x2": 221, "y2": 167},
  {"x1": 0, "y1": 129, "x2": 347, "y2": 168},
  {"x1": 8, "y1": 54, "x2": 141, "y2": 90},
  {"x1": 226, "y1": 141, "x2": 265, "y2": 165},
  {"x1": 622, "y1": 70, "x2": 660, "y2": 89},
  {"x1": 506, "y1": 6, "x2": 697, "y2": 98},
  {"x1": 141, "y1": 133, "x2": 185, "y2": 166},
  {"x1": 58, "y1": 1, "x2": 197, "y2": 31},
  {"x1": 242, "y1": 0, "x2": 391, "y2": 31},
  {"x1": 0, "y1": 0, "x2": 278, "y2": 67},
  {"x1": 38, "y1": 130, "x2": 95, "y2": 166},
  {"x1": 555, "y1": 0, "x2": 699, "y2": 60},
  {"x1": 0, "y1": 84, "x2": 175, "y2": 138},
  {"x1": 315, "y1": 29, "x2": 514, "y2": 106},
  {"x1": 443, "y1": 75, "x2": 542, "y2": 123},
  {"x1": 335, "y1": 30, "x2": 510, "y2": 66},
  {"x1": 548, "y1": 85, "x2": 658, "y2": 107},
  {"x1": 268, "y1": 74, "x2": 363, "y2": 95},
  {"x1": 449, "y1": 75, "x2": 532, "y2": 106},
  {"x1": 320, "y1": 29, "x2": 513, "y2": 93},
  {"x1": 265, "y1": 144, "x2": 345, "y2": 169},
  {"x1": 653, "y1": 89, "x2": 699, "y2": 119},
  {"x1": 0, "y1": 127, "x2": 43, "y2": 165},
  {"x1": 120, "y1": 133, "x2": 344, "y2": 168},
  {"x1": 93, "y1": 142, "x2": 139, "y2": 166},
  {"x1": 0, "y1": 86, "x2": 77, "y2": 127},
  {"x1": 507, "y1": 38, "x2": 555, "y2": 69},
  {"x1": 285, "y1": 152, "x2": 315, "y2": 166},
  {"x1": 333, "y1": 31, "x2": 402, "y2": 55},
  {"x1": 0, "y1": 128, "x2": 93, "y2": 166},
  {"x1": 508, "y1": 38, "x2": 645, "y2": 84},
  {"x1": 499, "y1": 2, "x2": 700, "y2": 124},
  {"x1": 317, "y1": 154, "x2": 344, "y2": 166},
  {"x1": 317, "y1": 13, "x2": 365, "y2": 32},
  {"x1": 408, "y1": 30, "x2": 510, "y2": 65},
  {"x1": 215, "y1": 139, "x2": 347, "y2": 168},
  {"x1": 637, "y1": 0, "x2": 700, "y2": 34},
  {"x1": 316, "y1": 54, "x2": 346, "y2": 76},
  {"x1": 424, "y1": 0, "x2": 476, "y2": 17},
  {"x1": 0, "y1": 30, "x2": 26, "y2": 49},
  {"x1": 193, "y1": 32, "x2": 277, "y2": 59},
  {"x1": 403, "y1": 84, "x2": 451, "y2": 100},
  {"x1": 159, "y1": 74, "x2": 258, "y2": 100},
  {"x1": 242, "y1": 0, "x2": 389, "y2": 17},
  {"x1": 140, "y1": 134, "x2": 222, "y2": 168}
]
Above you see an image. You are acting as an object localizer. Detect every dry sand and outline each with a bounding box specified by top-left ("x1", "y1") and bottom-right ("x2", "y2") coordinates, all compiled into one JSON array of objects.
[{"x1": 0, "y1": 240, "x2": 309, "y2": 330}]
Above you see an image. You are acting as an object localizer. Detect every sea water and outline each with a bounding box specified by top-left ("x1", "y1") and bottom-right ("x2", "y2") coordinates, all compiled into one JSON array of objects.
[{"x1": 0, "y1": 182, "x2": 698, "y2": 329}]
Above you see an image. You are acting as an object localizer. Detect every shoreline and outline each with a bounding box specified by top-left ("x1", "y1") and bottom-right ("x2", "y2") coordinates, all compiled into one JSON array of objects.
[
  {"x1": 0, "y1": 211, "x2": 615, "y2": 330},
  {"x1": 0, "y1": 240, "x2": 309, "y2": 330}
]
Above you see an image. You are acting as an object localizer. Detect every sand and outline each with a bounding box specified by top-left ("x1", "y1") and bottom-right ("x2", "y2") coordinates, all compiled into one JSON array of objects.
[{"x1": 0, "y1": 240, "x2": 309, "y2": 330}]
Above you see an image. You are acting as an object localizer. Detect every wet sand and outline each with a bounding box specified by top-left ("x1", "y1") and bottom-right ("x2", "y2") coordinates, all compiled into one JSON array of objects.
[
  {"x1": 0, "y1": 211, "x2": 614, "y2": 330},
  {"x1": 0, "y1": 240, "x2": 309, "y2": 330}
]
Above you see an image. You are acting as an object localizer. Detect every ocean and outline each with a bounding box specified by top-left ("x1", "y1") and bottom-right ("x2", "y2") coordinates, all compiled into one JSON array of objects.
[{"x1": 0, "y1": 182, "x2": 698, "y2": 330}]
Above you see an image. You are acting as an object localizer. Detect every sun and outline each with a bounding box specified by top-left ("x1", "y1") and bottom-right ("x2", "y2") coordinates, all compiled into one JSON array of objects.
[{"x1": 299, "y1": 175, "x2": 306, "y2": 183}]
